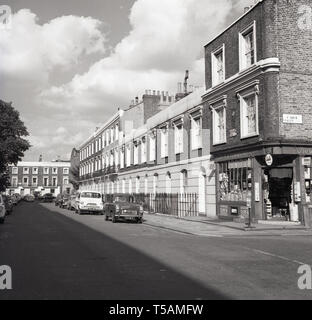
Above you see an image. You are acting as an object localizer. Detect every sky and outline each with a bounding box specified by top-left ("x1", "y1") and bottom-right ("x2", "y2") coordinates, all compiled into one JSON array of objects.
[{"x1": 0, "y1": 0, "x2": 254, "y2": 161}]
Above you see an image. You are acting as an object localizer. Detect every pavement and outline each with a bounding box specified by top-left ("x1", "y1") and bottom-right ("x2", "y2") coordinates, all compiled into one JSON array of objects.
[{"x1": 142, "y1": 212, "x2": 312, "y2": 238}]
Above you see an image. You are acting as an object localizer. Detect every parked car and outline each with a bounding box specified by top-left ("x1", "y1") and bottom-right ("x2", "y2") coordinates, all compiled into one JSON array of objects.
[
  {"x1": 67, "y1": 195, "x2": 77, "y2": 211},
  {"x1": 42, "y1": 193, "x2": 54, "y2": 203},
  {"x1": 104, "y1": 194, "x2": 143, "y2": 223},
  {"x1": 23, "y1": 194, "x2": 35, "y2": 202},
  {"x1": 2, "y1": 195, "x2": 13, "y2": 215},
  {"x1": 75, "y1": 191, "x2": 104, "y2": 215},
  {"x1": 0, "y1": 194, "x2": 6, "y2": 224},
  {"x1": 60, "y1": 194, "x2": 70, "y2": 209}
]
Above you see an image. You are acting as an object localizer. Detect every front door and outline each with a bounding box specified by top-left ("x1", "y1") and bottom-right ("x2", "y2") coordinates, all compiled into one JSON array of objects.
[
  {"x1": 198, "y1": 174, "x2": 206, "y2": 216},
  {"x1": 263, "y1": 168, "x2": 294, "y2": 221}
]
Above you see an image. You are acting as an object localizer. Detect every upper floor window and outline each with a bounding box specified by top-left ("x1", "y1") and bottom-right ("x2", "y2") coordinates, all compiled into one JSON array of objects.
[
  {"x1": 239, "y1": 22, "x2": 256, "y2": 70},
  {"x1": 63, "y1": 168, "x2": 69, "y2": 175},
  {"x1": 174, "y1": 122, "x2": 184, "y2": 155},
  {"x1": 133, "y1": 142, "x2": 139, "y2": 165},
  {"x1": 126, "y1": 144, "x2": 131, "y2": 167},
  {"x1": 44, "y1": 167, "x2": 49, "y2": 175},
  {"x1": 191, "y1": 112, "x2": 202, "y2": 150},
  {"x1": 32, "y1": 167, "x2": 38, "y2": 175},
  {"x1": 23, "y1": 167, "x2": 29, "y2": 174},
  {"x1": 160, "y1": 126, "x2": 169, "y2": 158},
  {"x1": 240, "y1": 91, "x2": 259, "y2": 139},
  {"x1": 12, "y1": 167, "x2": 18, "y2": 175},
  {"x1": 212, "y1": 102, "x2": 226, "y2": 145},
  {"x1": 12, "y1": 177, "x2": 18, "y2": 187},
  {"x1": 149, "y1": 132, "x2": 156, "y2": 162},
  {"x1": 115, "y1": 124, "x2": 119, "y2": 141},
  {"x1": 52, "y1": 167, "x2": 58, "y2": 175},
  {"x1": 212, "y1": 45, "x2": 225, "y2": 86},
  {"x1": 141, "y1": 137, "x2": 147, "y2": 164},
  {"x1": 120, "y1": 147, "x2": 125, "y2": 169}
]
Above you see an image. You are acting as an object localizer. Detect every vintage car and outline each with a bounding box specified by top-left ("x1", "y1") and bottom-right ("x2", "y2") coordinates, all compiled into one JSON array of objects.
[
  {"x1": 42, "y1": 193, "x2": 54, "y2": 203},
  {"x1": 74, "y1": 191, "x2": 104, "y2": 215},
  {"x1": 104, "y1": 194, "x2": 143, "y2": 223}
]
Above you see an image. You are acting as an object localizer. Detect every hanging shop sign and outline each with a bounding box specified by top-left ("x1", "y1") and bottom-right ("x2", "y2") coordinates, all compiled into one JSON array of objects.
[
  {"x1": 265, "y1": 154, "x2": 273, "y2": 166},
  {"x1": 303, "y1": 157, "x2": 311, "y2": 167}
]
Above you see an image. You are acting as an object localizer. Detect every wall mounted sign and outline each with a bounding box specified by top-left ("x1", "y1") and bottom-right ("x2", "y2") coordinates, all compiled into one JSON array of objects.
[
  {"x1": 265, "y1": 154, "x2": 273, "y2": 166},
  {"x1": 303, "y1": 157, "x2": 311, "y2": 167},
  {"x1": 283, "y1": 114, "x2": 303, "y2": 124}
]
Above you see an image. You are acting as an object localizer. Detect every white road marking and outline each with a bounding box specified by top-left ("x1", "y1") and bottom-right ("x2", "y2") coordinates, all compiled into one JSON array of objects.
[{"x1": 250, "y1": 248, "x2": 306, "y2": 266}]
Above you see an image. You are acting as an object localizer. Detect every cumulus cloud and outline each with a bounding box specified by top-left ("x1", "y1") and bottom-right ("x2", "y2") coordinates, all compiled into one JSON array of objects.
[
  {"x1": 0, "y1": 9, "x2": 107, "y2": 85},
  {"x1": 39, "y1": 0, "x2": 234, "y2": 113}
]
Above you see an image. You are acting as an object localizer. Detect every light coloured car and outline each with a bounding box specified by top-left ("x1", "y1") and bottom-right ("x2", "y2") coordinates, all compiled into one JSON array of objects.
[
  {"x1": 75, "y1": 191, "x2": 104, "y2": 215},
  {"x1": 0, "y1": 194, "x2": 6, "y2": 224}
]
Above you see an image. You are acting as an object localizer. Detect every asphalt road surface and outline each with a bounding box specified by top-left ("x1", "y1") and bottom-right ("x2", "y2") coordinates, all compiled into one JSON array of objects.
[{"x1": 0, "y1": 202, "x2": 312, "y2": 300}]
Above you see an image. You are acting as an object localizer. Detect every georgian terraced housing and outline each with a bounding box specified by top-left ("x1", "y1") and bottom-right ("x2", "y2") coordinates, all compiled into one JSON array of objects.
[
  {"x1": 8, "y1": 161, "x2": 71, "y2": 196},
  {"x1": 76, "y1": 0, "x2": 312, "y2": 225}
]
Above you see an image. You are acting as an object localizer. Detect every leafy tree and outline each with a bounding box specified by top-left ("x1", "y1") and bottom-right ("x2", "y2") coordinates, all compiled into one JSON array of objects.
[{"x1": 0, "y1": 100, "x2": 30, "y2": 191}]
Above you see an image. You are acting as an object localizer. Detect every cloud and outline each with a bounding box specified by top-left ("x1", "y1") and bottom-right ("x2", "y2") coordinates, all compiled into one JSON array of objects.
[
  {"x1": 39, "y1": 0, "x2": 234, "y2": 114},
  {"x1": 0, "y1": 9, "x2": 107, "y2": 86}
]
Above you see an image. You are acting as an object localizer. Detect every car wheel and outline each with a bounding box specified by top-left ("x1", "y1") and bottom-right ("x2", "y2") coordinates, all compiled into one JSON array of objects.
[
  {"x1": 105, "y1": 214, "x2": 109, "y2": 221},
  {"x1": 137, "y1": 218, "x2": 143, "y2": 224},
  {"x1": 112, "y1": 215, "x2": 117, "y2": 223}
]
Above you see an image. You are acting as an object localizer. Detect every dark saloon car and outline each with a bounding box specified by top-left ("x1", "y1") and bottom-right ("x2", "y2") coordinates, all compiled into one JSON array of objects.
[
  {"x1": 104, "y1": 194, "x2": 143, "y2": 224},
  {"x1": 2, "y1": 195, "x2": 13, "y2": 215},
  {"x1": 42, "y1": 193, "x2": 54, "y2": 203}
]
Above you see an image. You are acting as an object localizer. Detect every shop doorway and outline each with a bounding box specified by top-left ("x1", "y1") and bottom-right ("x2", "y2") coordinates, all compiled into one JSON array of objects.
[{"x1": 263, "y1": 168, "x2": 294, "y2": 221}]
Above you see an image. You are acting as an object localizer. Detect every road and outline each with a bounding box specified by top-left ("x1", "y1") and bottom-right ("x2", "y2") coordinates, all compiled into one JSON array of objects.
[{"x1": 0, "y1": 201, "x2": 312, "y2": 300}]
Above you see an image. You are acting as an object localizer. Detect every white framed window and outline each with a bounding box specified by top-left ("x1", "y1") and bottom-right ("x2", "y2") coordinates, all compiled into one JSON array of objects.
[
  {"x1": 240, "y1": 91, "x2": 259, "y2": 139},
  {"x1": 141, "y1": 138, "x2": 147, "y2": 163},
  {"x1": 122, "y1": 179, "x2": 126, "y2": 194},
  {"x1": 174, "y1": 122, "x2": 184, "y2": 155},
  {"x1": 126, "y1": 144, "x2": 131, "y2": 167},
  {"x1": 166, "y1": 172, "x2": 172, "y2": 194},
  {"x1": 23, "y1": 176, "x2": 29, "y2": 186},
  {"x1": 129, "y1": 178, "x2": 133, "y2": 194},
  {"x1": 136, "y1": 177, "x2": 140, "y2": 194},
  {"x1": 32, "y1": 177, "x2": 38, "y2": 186},
  {"x1": 12, "y1": 167, "x2": 18, "y2": 175},
  {"x1": 160, "y1": 126, "x2": 169, "y2": 158},
  {"x1": 212, "y1": 45, "x2": 225, "y2": 86},
  {"x1": 239, "y1": 21, "x2": 257, "y2": 71},
  {"x1": 212, "y1": 104, "x2": 226, "y2": 145},
  {"x1": 149, "y1": 133, "x2": 156, "y2": 162},
  {"x1": 52, "y1": 177, "x2": 57, "y2": 187},
  {"x1": 144, "y1": 176, "x2": 148, "y2": 194},
  {"x1": 63, "y1": 178, "x2": 69, "y2": 185},
  {"x1": 115, "y1": 149, "x2": 119, "y2": 167},
  {"x1": 120, "y1": 147, "x2": 125, "y2": 169},
  {"x1": 63, "y1": 168, "x2": 69, "y2": 175},
  {"x1": 12, "y1": 177, "x2": 18, "y2": 187},
  {"x1": 153, "y1": 175, "x2": 158, "y2": 194},
  {"x1": 110, "y1": 151, "x2": 114, "y2": 167},
  {"x1": 191, "y1": 116, "x2": 202, "y2": 150},
  {"x1": 133, "y1": 142, "x2": 139, "y2": 165},
  {"x1": 180, "y1": 170, "x2": 188, "y2": 194},
  {"x1": 52, "y1": 167, "x2": 58, "y2": 175},
  {"x1": 23, "y1": 167, "x2": 29, "y2": 174},
  {"x1": 111, "y1": 127, "x2": 114, "y2": 143},
  {"x1": 115, "y1": 124, "x2": 119, "y2": 141}
]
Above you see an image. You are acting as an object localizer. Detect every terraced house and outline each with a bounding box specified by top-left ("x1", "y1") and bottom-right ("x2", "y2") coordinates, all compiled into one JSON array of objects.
[
  {"x1": 7, "y1": 161, "x2": 71, "y2": 196},
  {"x1": 202, "y1": 0, "x2": 312, "y2": 224}
]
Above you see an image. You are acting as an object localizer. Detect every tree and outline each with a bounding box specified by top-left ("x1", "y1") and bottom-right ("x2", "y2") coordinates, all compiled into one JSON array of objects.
[{"x1": 0, "y1": 100, "x2": 30, "y2": 191}]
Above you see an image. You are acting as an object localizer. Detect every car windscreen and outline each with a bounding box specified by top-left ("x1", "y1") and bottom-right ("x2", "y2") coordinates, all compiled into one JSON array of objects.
[
  {"x1": 80, "y1": 192, "x2": 101, "y2": 199},
  {"x1": 114, "y1": 197, "x2": 128, "y2": 202}
]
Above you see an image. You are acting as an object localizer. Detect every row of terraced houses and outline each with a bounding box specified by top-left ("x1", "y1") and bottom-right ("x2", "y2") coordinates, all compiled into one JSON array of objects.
[{"x1": 75, "y1": 0, "x2": 312, "y2": 226}]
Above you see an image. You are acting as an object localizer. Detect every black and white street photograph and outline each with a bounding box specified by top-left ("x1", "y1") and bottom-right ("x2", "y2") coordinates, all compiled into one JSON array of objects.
[{"x1": 1, "y1": 0, "x2": 312, "y2": 305}]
